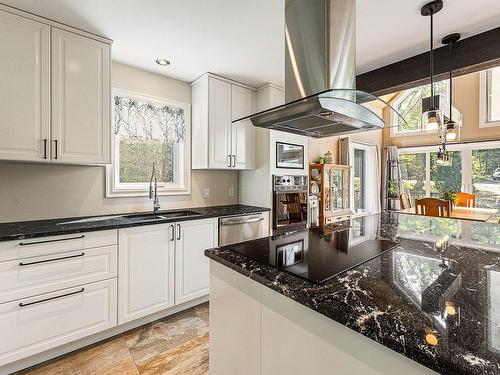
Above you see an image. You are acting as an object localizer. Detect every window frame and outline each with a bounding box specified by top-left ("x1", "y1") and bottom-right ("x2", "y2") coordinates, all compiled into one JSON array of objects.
[
  {"x1": 479, "y1": 68, "x2": 500, "y2": 128},
  {"x1": 349, "y1": 142, "x2": 373, "y2": 215},
  {"x1": 398, "y1": 140, "x2": 500, "y2": 199},
  {"x1": 390, "y1": 80, "x2": 450, "y2": 137},
  {"x1": 106, "y1": 88, "x2": 191, "y2": 198}
]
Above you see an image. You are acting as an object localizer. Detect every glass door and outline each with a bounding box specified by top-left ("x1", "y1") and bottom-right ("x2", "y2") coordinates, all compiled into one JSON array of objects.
[{"x1": 470, "y1": 145, "x2": 500, "y2": 209}]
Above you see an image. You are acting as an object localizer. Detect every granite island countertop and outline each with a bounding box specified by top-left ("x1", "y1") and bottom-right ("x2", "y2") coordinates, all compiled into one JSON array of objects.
[
  {"x1": 0, "y1": 204, "x2": 270, "y2": 241},
  {"x1": 205, "y1": 212, "x2": 500, "y2": 375}
]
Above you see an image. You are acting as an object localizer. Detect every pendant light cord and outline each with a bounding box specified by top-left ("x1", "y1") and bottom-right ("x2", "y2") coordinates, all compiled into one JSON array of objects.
[
  {"x1": 449, "y1": 42, "x2": 453, "y2": 120},
  {"x1": 430, "y1": 11, "x2": 434, "y2": 109}
]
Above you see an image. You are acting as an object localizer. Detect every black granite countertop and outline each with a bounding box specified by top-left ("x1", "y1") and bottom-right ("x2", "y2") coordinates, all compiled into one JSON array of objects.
[
  {"x1": 0, "y1": 204, "x2": 269, "y2": 241},
  {"x1": 205, "y1": 212, "x2": 500, "y2": 375}
]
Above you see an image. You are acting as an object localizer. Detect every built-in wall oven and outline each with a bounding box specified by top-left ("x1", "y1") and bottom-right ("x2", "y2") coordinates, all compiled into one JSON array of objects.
[{"x1": 273, "y1": 175, "x2": 308, "y2": 231}]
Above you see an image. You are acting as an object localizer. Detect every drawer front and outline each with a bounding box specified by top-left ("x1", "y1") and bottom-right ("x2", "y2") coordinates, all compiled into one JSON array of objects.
[
  {"x1": 0, "y1": 245, "x2": 117, "y2": 304},
  {"x1": 0, "y1": 230, "x2": 117, "y2": 262},
  {"x1": 0, "y1": 278, "x2": 117, "y2": 366}
]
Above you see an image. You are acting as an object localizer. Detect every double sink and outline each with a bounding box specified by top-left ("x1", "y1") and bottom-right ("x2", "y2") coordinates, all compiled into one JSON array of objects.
[
  {"x1": 124, "y1": 210, "x2": 202, "y2": 223},
  {"x1": 57, "y1": 210, "x2": 202, "y2": 225}
]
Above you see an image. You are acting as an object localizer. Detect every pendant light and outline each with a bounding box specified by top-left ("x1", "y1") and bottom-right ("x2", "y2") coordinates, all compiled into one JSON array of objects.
[
  {"x1": 421, "y1": 0, "x2": 444, "y2": 133},
  {"x1": 442, "y1": 33, "x2": 461, "y2": 142}
]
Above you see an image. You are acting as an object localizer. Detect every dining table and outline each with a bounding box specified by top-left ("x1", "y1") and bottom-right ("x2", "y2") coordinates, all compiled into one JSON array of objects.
[{"x1": 398, "y1": 205, "x2": 499, "y2": 222}]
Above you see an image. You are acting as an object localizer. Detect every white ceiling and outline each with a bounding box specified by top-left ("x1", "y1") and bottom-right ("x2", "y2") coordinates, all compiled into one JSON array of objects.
[{"x1": 3, "y1": 0, "x2": 500, "y2": 87}]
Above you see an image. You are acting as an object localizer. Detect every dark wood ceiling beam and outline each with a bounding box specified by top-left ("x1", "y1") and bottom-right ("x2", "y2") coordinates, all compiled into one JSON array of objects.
[{"x1": 356, "y1": 27, "x2": 500, "y2": 96}]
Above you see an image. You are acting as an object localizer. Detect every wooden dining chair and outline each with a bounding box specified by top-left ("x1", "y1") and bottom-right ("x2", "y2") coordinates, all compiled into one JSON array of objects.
[
  {"x1": 400, "y1": 193, "x2": 412, "y2": 210},
  {"x1": 415, "y1": 198, "x2": 451, "y2": 218},
  {"x1": 455, "y1": 192, "x2": 476, "y2": 208}
]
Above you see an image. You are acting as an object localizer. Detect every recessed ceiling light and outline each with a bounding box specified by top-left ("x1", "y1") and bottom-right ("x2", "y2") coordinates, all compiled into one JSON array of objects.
[{"x1": 156, "y1": 59, "x2": 170, "y2": 66}]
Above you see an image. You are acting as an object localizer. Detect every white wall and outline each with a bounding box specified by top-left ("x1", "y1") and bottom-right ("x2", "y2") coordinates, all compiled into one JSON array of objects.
[{"x1": 0, "y1": 62, "x2": 238, "y2": 222}]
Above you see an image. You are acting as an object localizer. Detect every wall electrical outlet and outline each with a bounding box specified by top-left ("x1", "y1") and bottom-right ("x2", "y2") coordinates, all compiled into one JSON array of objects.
[
  {"x1": 229, "y1": 187, "x2": 235, "y2": 197},
  {"x1": 203, "y1": 187, "x2": 210, "y2": 198}
]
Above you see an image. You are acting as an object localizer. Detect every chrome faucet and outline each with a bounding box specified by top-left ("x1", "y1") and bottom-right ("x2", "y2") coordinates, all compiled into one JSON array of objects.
[{"x1": 149, "y1": 162, "x2": 160, "y2": 214}]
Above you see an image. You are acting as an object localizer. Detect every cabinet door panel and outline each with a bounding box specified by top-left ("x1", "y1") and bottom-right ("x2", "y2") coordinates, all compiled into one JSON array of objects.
[
  {"x1": 175, "y1": 218, "x2": 217, "y2": 304},
  {"x1": 118, "y1": 224, "x2": 174, "y2": 323},
  {"x1": 231, "y1": 85, "x2": 255, "y2": 169},
  {"x1": 0, "y1": 11, "x2": 50, "y2": 161},
  {"x1": 208, "y1": 77, "x2": 232, "y2": 169},
  {"x1": 51, "y1": 28, "x2": 110, "y2": 164},
  {"x1": 0, "y1": 279, "x2": 117, "y2": 366}
]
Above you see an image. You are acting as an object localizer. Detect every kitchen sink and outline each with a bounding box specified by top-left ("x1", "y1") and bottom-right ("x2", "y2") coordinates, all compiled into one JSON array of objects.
[{"x1": 124, "y1": 210, "x2": 201, "y2": 222}]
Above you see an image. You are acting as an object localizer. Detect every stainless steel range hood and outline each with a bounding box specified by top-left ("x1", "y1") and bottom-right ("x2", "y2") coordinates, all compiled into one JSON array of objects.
[{"x1": 234, "y1": 0, "x2": 404, "y2": 138}]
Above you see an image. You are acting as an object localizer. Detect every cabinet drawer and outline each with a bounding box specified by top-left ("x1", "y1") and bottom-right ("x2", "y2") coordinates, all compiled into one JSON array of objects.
[
  {"x1": 0, "y1": 278, "x2": 117, "y2": 366},
  {"x1": 0, "y1": 230, "x2": 117, "y2": 262},
  {"x1": 0, "y1": 245, "x2": 117, "y2": 304}
]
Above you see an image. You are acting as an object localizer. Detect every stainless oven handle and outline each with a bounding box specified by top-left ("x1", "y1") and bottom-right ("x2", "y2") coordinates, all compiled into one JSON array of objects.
[{"x1": 220, "y1": 217, "x2": 264, "y2": 226}]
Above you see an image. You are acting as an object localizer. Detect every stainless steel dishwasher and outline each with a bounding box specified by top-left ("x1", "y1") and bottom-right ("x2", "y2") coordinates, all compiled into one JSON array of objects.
[{"x1": 219, "y1": 212, "x2": 268, "y2": 246}]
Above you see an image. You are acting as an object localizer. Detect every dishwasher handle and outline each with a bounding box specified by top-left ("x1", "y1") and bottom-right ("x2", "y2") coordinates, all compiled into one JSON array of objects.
[{"x1": 220, "y1": 216, "x2": 264, "y2": 226}]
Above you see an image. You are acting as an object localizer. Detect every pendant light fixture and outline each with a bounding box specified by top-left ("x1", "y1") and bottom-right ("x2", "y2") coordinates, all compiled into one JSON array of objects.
[
  {"x1": 442, "y1": 33, "x2": 461, "y2": 142},
  {"x1": 421, "y1": 0, "x2": 444, "y2": 133}
]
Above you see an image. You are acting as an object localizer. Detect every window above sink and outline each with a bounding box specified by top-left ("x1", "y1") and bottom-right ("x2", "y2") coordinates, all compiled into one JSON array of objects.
[{"x1": 106, "y1": 88, "x2": 191, "y2": 197}]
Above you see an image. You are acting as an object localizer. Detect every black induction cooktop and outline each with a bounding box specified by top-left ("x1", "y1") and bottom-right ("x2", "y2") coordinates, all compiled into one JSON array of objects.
[{"x1": 226, "y1": 224, "x2": 399, "y2": 284}]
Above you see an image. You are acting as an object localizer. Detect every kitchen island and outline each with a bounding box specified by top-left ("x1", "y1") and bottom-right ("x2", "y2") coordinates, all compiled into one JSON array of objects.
[{"x1": 205, "y1": 212, "x2": 500, "y2": 375}]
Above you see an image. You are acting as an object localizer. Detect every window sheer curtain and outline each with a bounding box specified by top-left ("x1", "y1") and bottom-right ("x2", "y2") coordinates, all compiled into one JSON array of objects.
[{"x1": 339, "y1": 137, "x2": 382, "y2": 214}]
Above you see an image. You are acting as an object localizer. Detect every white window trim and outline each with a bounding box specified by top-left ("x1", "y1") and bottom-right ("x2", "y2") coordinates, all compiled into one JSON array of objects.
[
  {"x1": 106, "y1": 88, "x2": 191, "y2": 198},
  {"x1": 479, "y1": 69, "x2": 500, "y2": 128}
]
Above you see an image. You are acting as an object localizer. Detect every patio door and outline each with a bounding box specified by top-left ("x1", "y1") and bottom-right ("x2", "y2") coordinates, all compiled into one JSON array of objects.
[{"x1": 467, "y1": 143, "x2": 500, "y2": 209}]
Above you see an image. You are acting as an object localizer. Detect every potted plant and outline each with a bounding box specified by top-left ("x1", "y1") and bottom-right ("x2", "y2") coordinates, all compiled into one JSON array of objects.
[
  {"x1": 387, "y1": 180, "x2": 398, "y2": 198},
  {"x1": 440, "y1": 190, "x2": 457, "y2": 211}
]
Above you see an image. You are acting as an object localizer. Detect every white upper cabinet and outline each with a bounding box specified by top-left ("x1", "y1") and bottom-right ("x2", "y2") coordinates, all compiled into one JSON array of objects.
[
  {"x1": 192, "y1": 74, "x2": 255, "y2": 170},
  {"x1": 0, "y1": 8, "x2": 111, "y2": 165},
  {"x1": 231, "y1": 84, "x2": 255, "y2": 169},
  {"x1": 51, "y1": 28, "x2": 111, "y2": 164},
  {"x1": 208, "y1": 77, "x2": 232, "y2": 169},
  {"x1": 0, "y1": 11, "x2": 50, "y2": 162}
]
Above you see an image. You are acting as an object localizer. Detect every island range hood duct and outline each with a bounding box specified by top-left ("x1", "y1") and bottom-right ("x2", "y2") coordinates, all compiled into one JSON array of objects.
[{"x1": 233, "y1": 0, "x2": 405, "y2": 138}]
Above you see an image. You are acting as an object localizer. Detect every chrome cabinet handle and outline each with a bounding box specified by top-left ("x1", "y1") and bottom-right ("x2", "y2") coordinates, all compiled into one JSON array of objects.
[
  {"x1": 54, "y1": 139, "x2": 58, "y2": 159},
  {"x1": 43, "y1": 139, "x2": 47, "y2": 159},
  {"x1": 232, "y1": 155, "x2": 236, "y2": 167},
  {"x1": 177, "y1": 224, "x2": 181, "y2": 240},
  {"x1": 19, "y1": 288, "x2": 85, "y2": 308},
  {"x1": 19, "y1": 252, "x2": 85, "y2": 266},
  {"x1": 227, "y1": 155, "x2": 231, "y2": 168},
  {"x1": 170, "y1": 224, "x2": 175, "y2": 242},
  {"x1": 19, "y1": 234, "x2": 85, "y2": 246}
]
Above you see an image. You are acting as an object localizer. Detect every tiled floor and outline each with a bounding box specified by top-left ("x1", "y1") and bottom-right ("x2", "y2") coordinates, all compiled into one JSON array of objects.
[{"x1": 17, "y1": 303, "x2": 209, "y2": 375}]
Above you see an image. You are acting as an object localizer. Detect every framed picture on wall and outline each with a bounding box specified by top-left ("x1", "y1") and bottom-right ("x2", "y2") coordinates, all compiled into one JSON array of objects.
[{"x1": 276, "y1": 142, "x2": 304, "y2": 169}]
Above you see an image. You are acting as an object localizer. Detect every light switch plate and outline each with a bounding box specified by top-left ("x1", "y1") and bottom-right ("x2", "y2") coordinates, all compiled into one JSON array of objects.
[
  {"x1": 229, "y1": 187, "x2": 235, "y2": 197},
  {"x1": 203, "y1": 187, "x2": 210, "y2": 198}
]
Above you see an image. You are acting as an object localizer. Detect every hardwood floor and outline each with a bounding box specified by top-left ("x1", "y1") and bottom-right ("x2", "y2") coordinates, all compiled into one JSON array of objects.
[{"x1": 16, "y1": 303, "x2": 209, "y2": 375}]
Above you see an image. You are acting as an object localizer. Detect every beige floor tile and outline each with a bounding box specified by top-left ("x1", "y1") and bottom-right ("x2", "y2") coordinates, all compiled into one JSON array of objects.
[
  {"x1": 17, "y1": 302, "x2": 209, "y2": 375},
  {"x1": 136, "y1": 332, "x2": 209, "y2": 375},
  {"x1": 19, "y1": 338, "x2": 138, "y2": 375}
]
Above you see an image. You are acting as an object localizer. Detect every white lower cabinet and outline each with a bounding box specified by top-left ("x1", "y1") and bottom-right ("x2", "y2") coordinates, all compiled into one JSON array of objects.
[
  {"x1": 175, "y1": 218, "x2": 217, "y2": 305},
  {"x1": 0, "y1": 245, "x2": 117, "y2": 304},
  {"x1": 0, "y1": 217, "x2": 218, "y2": 368},
  {"x1": 0, "y1": 278, "x2": 117, "y2": 366},
  {"x1": 118, "y1": 224, "x2": 175, "y2": 324},
  {"x1": 118, "y1": 218, "x2": 217, "y2": 324}
]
